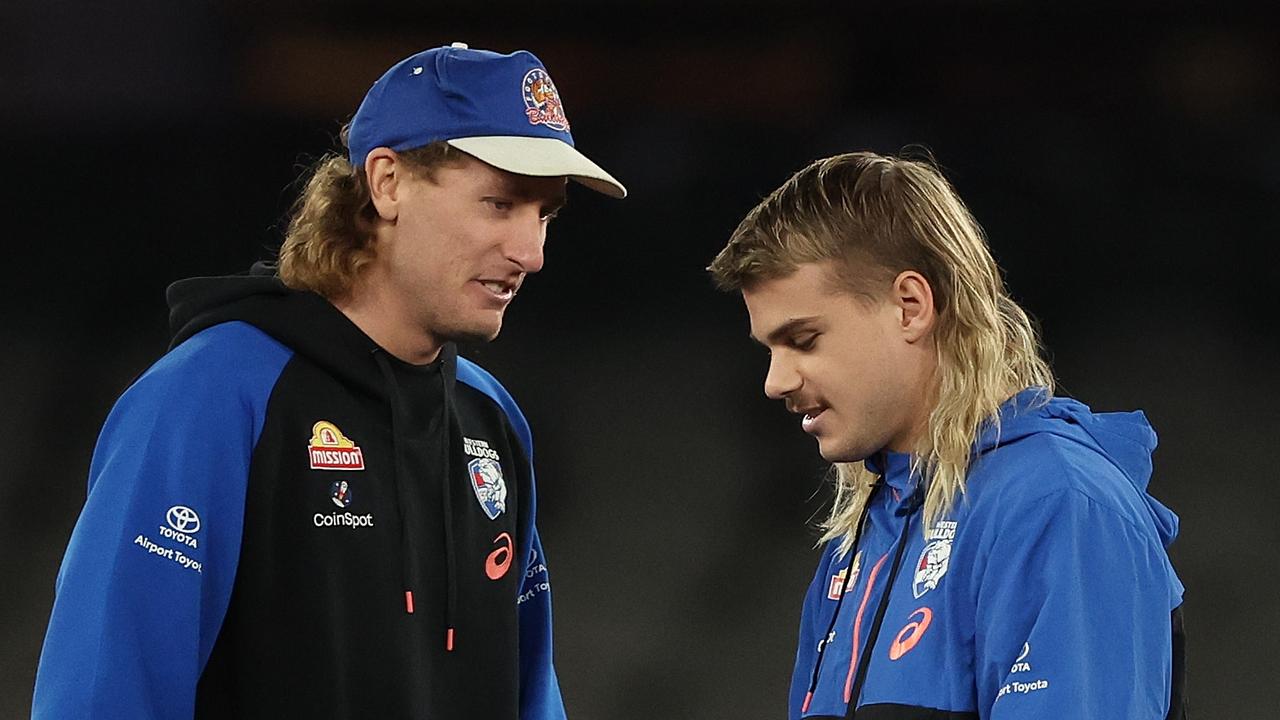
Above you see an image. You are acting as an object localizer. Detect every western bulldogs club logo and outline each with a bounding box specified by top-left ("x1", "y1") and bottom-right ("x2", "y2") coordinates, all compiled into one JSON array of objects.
[
  {"x1": 522, "y1": 68, "x2": 569, "y2": 131},
  {"x1": 912, "y1": 521, "x2": 957, "y2": 598},
  {"x1": 467, "y1": 457, "x2": 508, "y2": 520},
  {"x1": 330, "y1": 480, "x2": 353, "y2": 508}
]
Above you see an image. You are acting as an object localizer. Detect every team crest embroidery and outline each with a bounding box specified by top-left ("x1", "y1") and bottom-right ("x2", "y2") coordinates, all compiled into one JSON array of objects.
[
  {"x1": 827, "y1": 551, "x2": 863, "y2": 600},
  {"x1": 912, "y1": 521, "x2": 957, "y2": 598},
  {"x1": 522, "y1": 68, "x2": 570, "y2": 131},
  {"x1": 308, "y1": 421, "x2": 365, "y2": 471},
  {"x1": 330, "y1": 480, "x2": 353, "y2": 508},
  {"x1": 467, "y1": 458, "x2": 508, "y2": 520}
]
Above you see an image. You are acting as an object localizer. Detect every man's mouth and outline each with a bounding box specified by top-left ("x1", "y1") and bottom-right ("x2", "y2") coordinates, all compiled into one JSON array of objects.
[
  {"x1": 795, "y1": 405, "x2": 829, "y2": 433},
  {"x1": 477, "y1": 278, "x2": 518, "y2": 302}
]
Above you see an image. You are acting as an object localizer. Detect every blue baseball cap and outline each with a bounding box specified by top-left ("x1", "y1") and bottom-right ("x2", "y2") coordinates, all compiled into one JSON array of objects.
[{"x1": 348, "y1": 43, "x2": 626, "y2": 198}]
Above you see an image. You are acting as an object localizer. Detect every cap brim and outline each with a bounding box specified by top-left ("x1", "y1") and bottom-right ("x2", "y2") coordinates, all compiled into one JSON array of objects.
[{"x1": 447, "y1": 136, "x2": 627, "y2": 199}]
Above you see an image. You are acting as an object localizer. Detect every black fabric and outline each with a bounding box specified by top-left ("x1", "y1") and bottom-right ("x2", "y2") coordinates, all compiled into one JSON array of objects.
[
  {"x1": 1167, "y1": 604, "x2": 1188, "y2": 720},
  {"x1": 171, "y1": 271, "x2": 533, "y2": 718},
  {"x1": 168, "y1": 265, "x2": 386, "y2": 399}
]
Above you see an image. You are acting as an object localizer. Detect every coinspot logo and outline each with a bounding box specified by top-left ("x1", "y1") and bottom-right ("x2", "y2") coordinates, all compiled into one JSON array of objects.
[{"x1": 166, "y1": 505, "x2": 201, "y2": 534}]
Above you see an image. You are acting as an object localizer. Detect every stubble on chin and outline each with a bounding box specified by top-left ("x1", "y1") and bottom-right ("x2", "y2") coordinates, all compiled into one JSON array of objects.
[{"x1": 435, "y1": 317, "x2": 505, "y2": 347}]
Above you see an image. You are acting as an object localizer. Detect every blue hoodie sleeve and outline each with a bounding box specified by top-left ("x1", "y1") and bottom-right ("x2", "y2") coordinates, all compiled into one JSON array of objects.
[
  {"x1": 518, "y1": 528, "x2": 566, "y2": 720},
  {"x1": 973, "y1": 486, "x2": 1180, "y2": 719},
  {"x1": 789, "y1": 544, "x2": 838, "y2": 720},
  {"x1": 32, "y1": 323, "x2": 291, "y2": 720},
  {"x1": 456, "y1": 358, "x2": 567, "y2": 720}
]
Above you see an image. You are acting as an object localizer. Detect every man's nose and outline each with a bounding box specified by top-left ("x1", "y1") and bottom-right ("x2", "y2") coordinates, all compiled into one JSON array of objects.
[
  {"x1": 506, "y1": 216, "x2": 546, "y2": 274},
  {"x1": 763, "y1": 352, "x2": 801, "y2": 400}
]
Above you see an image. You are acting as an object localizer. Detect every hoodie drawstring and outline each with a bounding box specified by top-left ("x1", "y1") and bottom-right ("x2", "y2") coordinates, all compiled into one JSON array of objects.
[
  {"x1": 373, "y1": 349, "x2": 460, "y2": 653},
  {"x1": 801, "y1": 478, "x2": 883, "y2": 714},
  {"x1": 439, "y1": 362, "x2": 458, "y2": 652},
  {"x1": 373, "y1": 352, "x2": 417, "y2": 619},
  {"x1": 801, "y1": 480, "x2": 925, "y2": 718},
  {"x1": 841, "y1": 488, "x2": 923, "y2": 719}
]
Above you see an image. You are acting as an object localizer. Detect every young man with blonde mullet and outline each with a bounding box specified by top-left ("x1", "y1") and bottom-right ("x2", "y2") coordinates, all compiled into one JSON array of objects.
[
  {"x1": 709, "y1": 152, "x2": 1185, "y2": 719},
  {"x1": 35, "y1": 43, "x2": 624, "y2": 719}
]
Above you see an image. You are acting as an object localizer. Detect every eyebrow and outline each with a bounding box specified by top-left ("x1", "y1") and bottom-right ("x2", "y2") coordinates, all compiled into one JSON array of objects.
[{"x1": 751, "y1": 316, "x2": 821, "y2": 346}]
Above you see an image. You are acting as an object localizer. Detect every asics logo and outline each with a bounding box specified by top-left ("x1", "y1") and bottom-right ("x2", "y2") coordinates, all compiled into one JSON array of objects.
[{"x1": 486, "y1": 532, "x2": 513, "y2": 580}]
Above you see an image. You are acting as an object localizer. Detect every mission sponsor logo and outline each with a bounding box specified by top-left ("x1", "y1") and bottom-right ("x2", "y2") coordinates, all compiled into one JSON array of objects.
[
  {"x1": 308, "y1": 421, "x2": 365, "y2": 471},
  {"x1": 464, "y1": 437, "x2": 507, "y2": 520},
  {"x1": 827, "y1": 551, "x2": 863, "y2": 600},
  {"x1": 912, "y1": 520, "x2": 956, "y2": 599}
]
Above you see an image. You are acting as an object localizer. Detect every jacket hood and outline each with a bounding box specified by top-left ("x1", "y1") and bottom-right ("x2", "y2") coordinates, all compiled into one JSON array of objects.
[
  {"x1": 980, "y1": 387, "x2": 1179, "y2": 547},
  {"x1": 166, "y1": 263, "x2": 456, "y2": 398},
  {"x1": 168, "y1": 263, "x2": 467, "y2": 641}
]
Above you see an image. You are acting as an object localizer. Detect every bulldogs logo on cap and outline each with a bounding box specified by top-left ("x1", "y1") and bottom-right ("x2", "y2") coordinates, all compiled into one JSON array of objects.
[
  {"x1": 522, "y1": 68, "x2": 570, "y2": 131},
  {"x1": 468, "y1": 457, "x2": 508, "y2": 520}
]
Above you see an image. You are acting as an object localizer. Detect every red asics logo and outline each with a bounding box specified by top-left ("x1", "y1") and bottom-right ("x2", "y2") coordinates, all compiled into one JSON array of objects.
[
  {"x1": 888, "y1": 607, "x2": 933, "y2": 660},
  {"x1": 486, "y1": 532, "x2": 513, "y2": 580}
]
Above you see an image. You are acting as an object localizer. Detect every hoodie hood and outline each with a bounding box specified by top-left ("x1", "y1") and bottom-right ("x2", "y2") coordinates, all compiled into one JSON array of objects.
[
  {"x1": 167, "y1": 262, "x2": 458, "y2": 396},
  {"x1": 168, "y1": 263, "x2": 464, "y2": 644},
  {"x1": 978, "y1": 387, "x2": 1179, "y2": 547}
]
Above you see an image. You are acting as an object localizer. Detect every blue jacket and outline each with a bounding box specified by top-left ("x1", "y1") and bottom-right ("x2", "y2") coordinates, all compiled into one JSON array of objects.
[
  {"x1": 34, "y1": 272, "x2": 567, "y2": 719},
  {"x1": 791, "y1": 389, "x2": 1185, "y2": 719}
]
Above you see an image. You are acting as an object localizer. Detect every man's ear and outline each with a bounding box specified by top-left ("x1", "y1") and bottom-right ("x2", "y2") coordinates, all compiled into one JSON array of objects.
[
  {"x1": 365, "y1": 148, "x2": 401, "y2": 222},
  {"x1": 892, "y1": 270, "x2": 936, "y2": 343}
]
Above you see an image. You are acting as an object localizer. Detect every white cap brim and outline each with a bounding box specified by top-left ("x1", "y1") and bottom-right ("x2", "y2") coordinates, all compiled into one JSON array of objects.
[{"x1": 447, "y1": 136, "x2": 627, "y2": 199}]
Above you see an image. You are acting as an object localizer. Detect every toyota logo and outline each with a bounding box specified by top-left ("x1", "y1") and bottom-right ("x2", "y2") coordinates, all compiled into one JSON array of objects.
[{"x1": 166, "y1": 505, "x2": 201, "y2": 533}]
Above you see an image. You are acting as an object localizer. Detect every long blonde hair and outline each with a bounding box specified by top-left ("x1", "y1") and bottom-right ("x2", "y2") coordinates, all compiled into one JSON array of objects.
[
  {"x1": 279, "y1": 128, "x2": 465, "y2": 300},
  {"x1": 708, "y1": 151, "x2": 1053, "y2": 548}
]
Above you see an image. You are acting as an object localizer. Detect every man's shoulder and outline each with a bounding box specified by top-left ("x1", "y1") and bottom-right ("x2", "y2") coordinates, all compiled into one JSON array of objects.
[
  {"x1": 455, "y1": 356, "x2": 513, "y2": 399},
  {"x1": 964, "y1": 431, "x2": 1148, "y2": 523},
  {"x1": 454, "y1": 356, "x2": 532, "y2": 449},
  {"x1": 455, "y1": 357, "x2": 525, "y2": 414},
  {"x1": 93, "y1": 322, "x2": 294, "y2": 455},
  {"x1": 133, "y1": 321, "x2": 294, "y2": 402}
]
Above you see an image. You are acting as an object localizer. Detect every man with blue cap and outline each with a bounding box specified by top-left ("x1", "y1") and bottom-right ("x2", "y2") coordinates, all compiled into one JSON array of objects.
[{"x1": 34, "y1": 43, "x2": 622, "y2": 719}]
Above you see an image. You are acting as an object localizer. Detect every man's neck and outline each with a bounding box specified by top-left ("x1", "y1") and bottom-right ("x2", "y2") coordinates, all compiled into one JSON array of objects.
[{"x1": 331, "y1": 282, "x2": 442, "y2": 366}]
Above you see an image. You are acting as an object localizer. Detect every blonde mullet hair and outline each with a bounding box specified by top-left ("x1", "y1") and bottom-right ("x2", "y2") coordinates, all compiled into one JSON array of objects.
[
  {"x1": 709, "y1": 151, "x2": 1053, "y2": 550},
  {"x1": 279, "y1": 128, "x2": 464, "y2": 300}
]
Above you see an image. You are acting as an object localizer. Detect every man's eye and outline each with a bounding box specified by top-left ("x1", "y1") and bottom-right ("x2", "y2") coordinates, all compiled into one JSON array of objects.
[
  {"x1": 486, "y1": 198, "x2": 513, "y2": 211},
  {"x1": 792, "y1": 335, "x2": 818, "y2": 351}
]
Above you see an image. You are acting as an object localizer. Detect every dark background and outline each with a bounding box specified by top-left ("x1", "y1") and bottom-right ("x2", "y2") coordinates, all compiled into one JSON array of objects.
[{"x1": 4, "y1": 1, "x2": 1278, "y2": 717}]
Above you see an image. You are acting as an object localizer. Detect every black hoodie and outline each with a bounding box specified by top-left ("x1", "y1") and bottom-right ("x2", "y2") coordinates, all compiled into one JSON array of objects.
[{"x1": 33, "y1": 265, "x2": 566, "y2": 719}]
